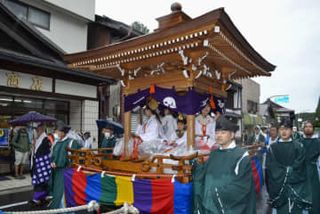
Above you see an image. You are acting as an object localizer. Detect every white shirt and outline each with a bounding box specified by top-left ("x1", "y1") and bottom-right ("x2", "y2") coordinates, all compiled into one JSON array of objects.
[
  {"x1": 195, "y1": 114, "x2": 216, "y2": 146},
  {"x1": 169, "y1": 130, "x2": 187, "y2": 146},
  {"x1": 161, "y1": 115, "x2": 177, "y2": 141},
  {"x1": 136, "y1": 115, "x2": 165, "y2": 142},
  {"x1": 83, "y1": 137, "x2": 93, "y2": 149},
  {"x1": 278, "y1": 138, "x2": 293, "y2": 142},
  {"x1": 302, "y1": 134, "x2": 319, "y2": 139},
  {"x1": 268, "y1": 137, "x2": 278, "y2": 146},
  {"x1": 219, "y1": 140, "x2": 236, "y2": 150},
  {"x1": 34, "y1": 132, "x2": 47, "y2": 154}
]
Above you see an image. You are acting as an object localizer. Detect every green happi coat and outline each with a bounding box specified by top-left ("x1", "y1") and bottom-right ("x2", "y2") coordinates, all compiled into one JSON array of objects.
[
  {"x1": 49, "y1": 137, "x2": 81, "y2": 209},
  {"x1": 301, "y1": 135, "x2": 320, "y2": 214},
  {"x1": 193, "y1": 145, "x2": 256, "y2": 214},
  {"x1": 266, "y1": 139, "x2": 312, "y2": 214}
]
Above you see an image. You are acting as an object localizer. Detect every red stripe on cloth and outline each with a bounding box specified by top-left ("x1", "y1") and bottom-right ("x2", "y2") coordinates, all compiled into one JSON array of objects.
[
  {"x1": 151, "y1": 179, "x2": 174, "y2": 214},
  {"x1": 72, "y1": 170, "x2": 87, "y2": 205},
  {"x1": 251, "y1": 160, "x2": 261, "y2": 194}
]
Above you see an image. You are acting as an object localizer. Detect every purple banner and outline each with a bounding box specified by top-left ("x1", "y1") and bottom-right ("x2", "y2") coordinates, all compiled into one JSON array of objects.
[
  {"x1": 133, "y1": 178, "x2": 153, "y2": 213},
  {"x1": 124, "y1": 86, "x2": 225, "y2": 115}
]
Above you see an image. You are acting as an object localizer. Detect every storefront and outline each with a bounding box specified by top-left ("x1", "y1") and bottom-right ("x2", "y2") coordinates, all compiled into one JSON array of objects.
[{"x1": 0, "y1": 4, "x2": 114, "y2": 173}]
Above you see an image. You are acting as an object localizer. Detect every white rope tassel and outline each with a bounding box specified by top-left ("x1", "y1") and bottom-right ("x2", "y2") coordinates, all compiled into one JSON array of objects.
[
  {"x1": 102, "y1": 202, "x2": 139, "y2": 214},
  {"x1": 171, "y1": 175, "x2": 176, "y2": 183},
  {"x1": 87, "y1": 200, "x2": 100, "y2": 212}
]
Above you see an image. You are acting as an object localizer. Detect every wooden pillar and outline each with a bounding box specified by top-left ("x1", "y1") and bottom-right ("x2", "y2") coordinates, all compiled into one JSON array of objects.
[
  {"x1": 124, "y1": 111, "x2": 131, "y2": 158},
  {"x1": 186, "y1": 115, "x2": 195, "y2": 149}
]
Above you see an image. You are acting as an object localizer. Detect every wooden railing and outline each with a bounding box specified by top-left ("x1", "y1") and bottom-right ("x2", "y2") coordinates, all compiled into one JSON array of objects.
[
  {"x1": 66, "y1": 148, "x2": 209, "y2": 183},
  {"x1": 66, "y1": 144, "x2": 265, "y2": 183}
]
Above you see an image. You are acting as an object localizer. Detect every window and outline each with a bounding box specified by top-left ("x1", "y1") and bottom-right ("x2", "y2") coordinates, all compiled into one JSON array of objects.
[
  {"x1": 28, "y1": 7, "x2": 50, "y2": 29},
  {"x1": 6, "y1": 0, "x2": 27, "y2": 20},
  {"x1": 6, "y1": 0, "x2": 50, "y2": 30},
  {"x1": 247, "y1": 100, "x2": 258, "y2": 114}
]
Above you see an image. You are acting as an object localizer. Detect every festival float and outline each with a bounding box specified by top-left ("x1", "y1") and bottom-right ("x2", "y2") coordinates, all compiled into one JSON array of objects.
[{"x1": 64, "y1": 3, "x2": 275, "y2": 213}]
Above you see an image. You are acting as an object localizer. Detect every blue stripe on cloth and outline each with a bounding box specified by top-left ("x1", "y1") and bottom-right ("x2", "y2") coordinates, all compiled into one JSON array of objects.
[
  {"x1": 174, "y1": 181, "x2": 192, "y2": 214},
  {"x1": 253, "y1": 156, "x2": 263, "y2": 187},
  {"x1": 133, "y1": 178, "x2": 152, "y2": 213},
  {"x1": 85, "y1": 173, "x2": 102, "y2": 203},
  {"x1": 63, "y1": 168, "x2": 76, "y2": 207}
]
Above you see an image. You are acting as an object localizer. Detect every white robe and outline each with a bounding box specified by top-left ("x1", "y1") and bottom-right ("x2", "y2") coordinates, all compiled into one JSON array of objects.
[
  {"x1": 169, "y1": 131, "x2": 187, "y2": 147},
  {"x1": 161, "y1": 115, "x2": 177, "y2": 141},
  {"x1": 135, "y1": 115, "x2": 166, "y2": 155},
  {"x1": 195, "y1": 115, "x2": 216, "y2": 149},
  {"x1": 136, "y1": 115, "x2": 164, "y2": 142}
]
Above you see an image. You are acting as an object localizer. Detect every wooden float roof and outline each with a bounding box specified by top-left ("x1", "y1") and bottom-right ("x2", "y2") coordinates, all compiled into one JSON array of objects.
[{"x1": 65, "y1": 4, "x2": 275, "y2": 94}]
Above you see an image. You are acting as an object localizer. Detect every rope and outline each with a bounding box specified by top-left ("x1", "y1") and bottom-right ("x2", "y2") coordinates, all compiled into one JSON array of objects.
[
  {"x1": 2, "y1": 201, "x2": 140, "y2": 214},
  {"x1": 4, "y1": 200, "x2": 99, "y2": 214}
]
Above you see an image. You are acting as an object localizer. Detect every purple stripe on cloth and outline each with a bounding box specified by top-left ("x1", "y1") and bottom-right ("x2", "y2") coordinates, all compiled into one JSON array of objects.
[
  {"x1": 133, "y1": 178, "x2": 153, "y2": 213},
  {"x1": 63, "y1": 168, "x2": 76, "y2": 207},
  {"x1": 33, "y1": 191, "x2": 47, "y2": 201}
]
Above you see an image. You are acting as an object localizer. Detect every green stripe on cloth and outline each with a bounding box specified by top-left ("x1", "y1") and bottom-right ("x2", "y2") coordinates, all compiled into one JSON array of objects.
[{"x1": 99, "y1": 175, "x2": 117, "y2": 205}]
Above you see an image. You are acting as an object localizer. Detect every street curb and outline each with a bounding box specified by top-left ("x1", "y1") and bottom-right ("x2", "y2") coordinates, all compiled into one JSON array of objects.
[{"x1": 0, "y1": 185, "x2": 32, "y2": 196}]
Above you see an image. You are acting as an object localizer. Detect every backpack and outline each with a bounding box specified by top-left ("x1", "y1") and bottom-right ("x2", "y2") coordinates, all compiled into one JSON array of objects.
[{"x1": 15, "y1": 128, "x2": 30, "y2": 145}]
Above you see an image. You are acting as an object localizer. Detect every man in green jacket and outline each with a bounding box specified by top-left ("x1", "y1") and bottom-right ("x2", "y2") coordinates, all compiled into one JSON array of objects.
[
  {"x1": 49, "y1": 122, "x2": 81, "y2": 209},
  {"x1": 301, "y1": 121, "x2": 320, "y2": 214},
  {"x1": 193, "y1": 116, "x2": 256, "y2": 214},
  {"x1": 11, "y1": 126, "x2": 31, "y2": 179},
  {"x1": 266, "y1": 118, "x2": 311, "y2": 213}
]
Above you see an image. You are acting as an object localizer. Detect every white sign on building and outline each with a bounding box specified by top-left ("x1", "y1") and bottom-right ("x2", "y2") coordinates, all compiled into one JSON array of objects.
[{"x1": 0, "y1": 69, "x2": 52, "y2": 92}]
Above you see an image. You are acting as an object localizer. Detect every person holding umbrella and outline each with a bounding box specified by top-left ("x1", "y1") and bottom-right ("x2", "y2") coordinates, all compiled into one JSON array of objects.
[
  {"x1": 100, "y1": 124, "x2": 117, "y2": 156},
  {"x1": 29, "y1": 123, "x2": 51, "y2": 206}
]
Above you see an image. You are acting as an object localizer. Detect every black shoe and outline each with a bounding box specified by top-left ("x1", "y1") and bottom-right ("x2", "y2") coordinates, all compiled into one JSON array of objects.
[{"x1": 28, "y1": 200, "x2": 41, "y2": 207}]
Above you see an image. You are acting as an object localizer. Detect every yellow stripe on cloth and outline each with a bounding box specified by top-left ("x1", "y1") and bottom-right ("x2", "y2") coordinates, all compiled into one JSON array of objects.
[{"x1": 114, "y1": 176, "x2": 134, "y2": 206}]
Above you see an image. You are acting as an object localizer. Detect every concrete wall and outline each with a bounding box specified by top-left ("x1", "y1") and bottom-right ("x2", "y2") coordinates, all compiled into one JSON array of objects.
[
  {"x1": 55, "y1": 80, "x2": 97, "y2": 98},
  {"x1": 19, "y1": 0, "x2": 92, "y2": 53},
  {"x1": 44, "y1": 0, "x2": 95, "y2": 21},
  {"x1": 236, "y1": 79, "x2": 260, "y2": 113}
]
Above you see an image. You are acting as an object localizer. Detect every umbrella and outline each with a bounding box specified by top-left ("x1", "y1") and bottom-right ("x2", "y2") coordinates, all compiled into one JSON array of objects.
[
  {"x1": 96, "y1": 119, "x2": 124, "y2": 135},
  {"x1": 10, "y1": 111, "x2": 57, "y2": 126}
]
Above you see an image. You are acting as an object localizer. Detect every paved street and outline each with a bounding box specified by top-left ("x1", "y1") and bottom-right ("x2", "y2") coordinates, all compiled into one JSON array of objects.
[{"x1": 256, "y1": 186, "x2": 272, "y2": 214}]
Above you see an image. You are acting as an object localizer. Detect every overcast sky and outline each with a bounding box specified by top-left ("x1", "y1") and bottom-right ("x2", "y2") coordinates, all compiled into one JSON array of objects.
[{"x1": 96, "y1": 0, "x2": 320, "y2": 113}]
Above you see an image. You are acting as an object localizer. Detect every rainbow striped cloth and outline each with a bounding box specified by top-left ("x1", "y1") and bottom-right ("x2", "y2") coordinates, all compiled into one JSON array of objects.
[
  {"x1": 251, "y1": 156, "x2": 263, "y2": 194},
  {"x1": 64, "y1": 168, "x2": 192, "y2": 213}
]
